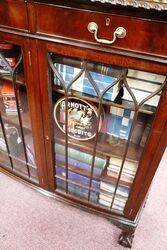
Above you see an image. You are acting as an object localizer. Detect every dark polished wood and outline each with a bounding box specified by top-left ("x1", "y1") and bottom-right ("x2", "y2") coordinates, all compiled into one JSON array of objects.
[
  {"x1": 46, "y1": 41, "x2": 167, "y2": 75},
  {"x1": 124, "y1": 80, "x2": 167, "y2": 219},
  {"x1": 35, "y1": 3, "x2": 167, "y2": 57},
  {"x1": 0, "y1": 31, "x2": 49, "y2": 190},
  {"x1": 0, "y1": 0, "x2": 28, "y2": 31},
  {"x1": 33, "y1": 0, "x2": 167, "y2": 21},
  {"x1": 0, "y1": 1, "x2": 167, "y2": 248}
]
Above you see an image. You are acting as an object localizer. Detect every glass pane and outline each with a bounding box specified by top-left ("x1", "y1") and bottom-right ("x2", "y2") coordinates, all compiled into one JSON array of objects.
[
  {"x1": 0, "y1": 41, "x2": 38, "y2": 182},
  {"x1": 48, "y1": 53, "x2": 166, "y2": 214}
]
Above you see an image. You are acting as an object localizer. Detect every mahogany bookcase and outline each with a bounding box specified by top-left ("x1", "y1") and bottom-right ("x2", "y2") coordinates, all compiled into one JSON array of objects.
[{"x1": 0, "y1": 0, "x2": 166, "y2": 247}]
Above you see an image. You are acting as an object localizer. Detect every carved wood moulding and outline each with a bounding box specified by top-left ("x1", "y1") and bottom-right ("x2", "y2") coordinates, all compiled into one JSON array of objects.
[{"x1": 91, "y1": 0, "x2": 167, "y2": 10}]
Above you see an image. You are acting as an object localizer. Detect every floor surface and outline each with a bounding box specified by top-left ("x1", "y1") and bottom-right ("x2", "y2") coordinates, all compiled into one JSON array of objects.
[{"x1": 0, "y1": 149, "x2": 167, "y2": 250}]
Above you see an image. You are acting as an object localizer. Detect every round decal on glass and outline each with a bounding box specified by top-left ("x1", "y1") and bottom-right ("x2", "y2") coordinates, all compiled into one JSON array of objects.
[{"x1": 53, "y1": 97, "x2": 102, "y2": 141}]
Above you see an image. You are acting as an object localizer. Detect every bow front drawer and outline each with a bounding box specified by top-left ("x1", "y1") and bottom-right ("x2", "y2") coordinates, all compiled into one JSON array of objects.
[
  {"x1": 0, "y1": 0, "x2": 28, "y2": 31},
  {"x1": 35, "y1": 3, "x2": 167, "y2": 57}
]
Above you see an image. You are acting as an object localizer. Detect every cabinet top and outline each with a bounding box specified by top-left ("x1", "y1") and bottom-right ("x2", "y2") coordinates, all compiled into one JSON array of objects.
[{"x1": 33, "y1": 0, "x2": 167, "y2": 11}]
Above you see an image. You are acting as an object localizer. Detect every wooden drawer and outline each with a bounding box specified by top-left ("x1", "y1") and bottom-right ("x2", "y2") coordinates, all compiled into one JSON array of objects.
[
  {"x1": 0, "y1": 0, "x2": 28, "y2": 31},
  {"x1": 35, "y1": 3, "x2": 167, "y2": 57}
]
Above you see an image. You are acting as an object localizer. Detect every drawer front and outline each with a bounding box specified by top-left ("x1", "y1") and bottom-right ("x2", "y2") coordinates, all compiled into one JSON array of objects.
[
  {"x1": 0, "y1": 0, "x2": 28, "y2": 31},
  {"x1": 36, "y1": 4, "x2": 167, "y2": 57}
]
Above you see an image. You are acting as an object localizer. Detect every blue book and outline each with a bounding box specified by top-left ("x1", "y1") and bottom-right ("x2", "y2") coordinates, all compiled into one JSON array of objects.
[
  {"x1": 56, "y1": 178, "x2": 98, "y2": 202},
  {"x1": 55, "y1": 143, "x2": 106, "y2": 170},
  {"x1": 56, "y1": 166, "x2": 100, "y2": 190},
  {"x1": 83, "y1": 73, "x2": 119, "y2": 100},
  {"x1": 106, "y1": 107, "x2": 134, "y2": 140},
  {"x1": 54, "y1": 61, "x2": 122, "y2": 101},
  {"x1": 55, "y1": 153, "x2": 103, "y2": 175},
  {"x1": 123, "y1": 69, "x2": 165, "y2": 107}
]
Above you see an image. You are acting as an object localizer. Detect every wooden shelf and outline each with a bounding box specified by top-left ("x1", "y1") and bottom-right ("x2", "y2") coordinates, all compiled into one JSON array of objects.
[
  {"x1": 55, "y1": 128, "x2": 142, "y2": 162},
  {"x1": 101, "y1": 168, "x2": 132, "y2": 187},
  {"x1": 53, "y1": 86, "x2": 156, "y2": 115},
  {"x1": 55, "y1": 161, "x2": 132, "y2": 188},
  {"x1": 0, "y1": 72, "x2": 25, "y2": 86},
  {"x1": 55, "y1": 160, "x2": 101, "y2": 179},
  {"x1": 1, "y1": 111, "x2": 31, "y2": 131}
]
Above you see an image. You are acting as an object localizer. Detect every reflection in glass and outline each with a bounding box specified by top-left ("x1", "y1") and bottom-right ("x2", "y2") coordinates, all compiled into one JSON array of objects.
[
  {"x1": 49, "y1": 53, "x2": 166, "y2": 213},
  {"x1": 0, "y1": 41, "x2": 38, "y2": 182}
]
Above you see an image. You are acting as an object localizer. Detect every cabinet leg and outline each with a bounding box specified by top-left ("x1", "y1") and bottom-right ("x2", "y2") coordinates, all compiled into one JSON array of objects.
[{"x1": 118, "y1": 228, "x2": 135, "y2": 248}]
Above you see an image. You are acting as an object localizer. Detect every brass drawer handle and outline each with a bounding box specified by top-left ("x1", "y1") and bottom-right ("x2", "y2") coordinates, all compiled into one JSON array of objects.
[{"x1": 87, "y1": 22, "x2": 126, "y2": 45}]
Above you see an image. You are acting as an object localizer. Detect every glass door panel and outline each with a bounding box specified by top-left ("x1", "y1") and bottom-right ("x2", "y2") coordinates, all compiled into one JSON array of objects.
[
  {"x1": 48, "y1": 53, "x2": 166, "y2": 214},
  {"x1": 0, "y1": 41, "x2": 38, "y2": 182}
]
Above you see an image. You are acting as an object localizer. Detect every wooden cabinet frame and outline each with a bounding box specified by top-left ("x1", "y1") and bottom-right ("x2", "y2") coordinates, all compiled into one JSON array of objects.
[
  {"x1": 0, "y1": 1, "x2": 167, "y2": 247},
  {"x1": 0, "y1": 31, "x2": 49, "y2": 189},
  {"x1": 36, "y1": 38, "x2": 167, "y2": 220}
]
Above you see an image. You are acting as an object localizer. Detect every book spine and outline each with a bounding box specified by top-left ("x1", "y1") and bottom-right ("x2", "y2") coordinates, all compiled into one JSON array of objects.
[
  {"x1": 107, "y1": 170, "x2": 134, "y2": 184},
  {"x1": 127, "y1": 69, "x2": 165, "y2": 83},
  {"x1": 100, "y1": 181, "x2": 130, "y2": 197},
  {"x1": 55, "y1": 153, "x2": 103, "y2": 175},
  {"x1": 56, "y1": 166, "x2": 100, "y2": 189},
  {"x1": 26, "y1": 145, "x2": 35, "y2": 166},
  {"x1": 56, "y1": 178, "x2": 98, "y2": 202},
  {"x1": 53, "y1": 57, "x2": 124, "y2": 77},
  {"x1": 123, "y1": 88, "x2": 160, "y2": 107},
  {"x1": 55, "y1": 143, "x2": 106, "y2": 169},
  {"x1": 54, "y1": 63, "x2": 121, "y2": 102},
  {"x1": 106, "y1": 107, "x2": 133, "y2": 140}
]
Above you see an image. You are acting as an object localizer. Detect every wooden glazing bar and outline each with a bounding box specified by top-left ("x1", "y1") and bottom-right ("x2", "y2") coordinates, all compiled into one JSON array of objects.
[
  {"x1": 53, "y1": 87, "x2": 155, "y2": 115},
  {"x1": 12, "y1": 55, "x2": 31, "y2": 178},
  {"x1": 0, "y1": 114, "x2": 14, "y2": 169},
  {"x1": 109, "y1": 78, "x2": 139, "y2": 210},
  {"x1": 110, "y1": 77, "x2": 166, "y2": 211},
  {"x1": 0, "y1": 51, "x2": 31, "y2": 177},
  {"x1": 87, "y1": 69, "x2": 124, "y2": 201},
  {"x1": 64, "y1": 92, "x2": 69, "y2": 193}
]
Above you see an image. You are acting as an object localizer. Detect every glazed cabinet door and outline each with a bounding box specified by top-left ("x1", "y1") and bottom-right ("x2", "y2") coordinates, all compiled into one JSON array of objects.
[
  {"x1": 0, "y1": 32, "x2": 48, "y2": 189},
  {"x1": 38, "y1": 40, "x2": 167, "y2": 218}
]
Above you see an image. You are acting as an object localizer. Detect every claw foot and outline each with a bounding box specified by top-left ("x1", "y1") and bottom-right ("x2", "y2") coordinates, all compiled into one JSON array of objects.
[{"x1": 118, "y1": 231, "x2": 134, "y2": 248}]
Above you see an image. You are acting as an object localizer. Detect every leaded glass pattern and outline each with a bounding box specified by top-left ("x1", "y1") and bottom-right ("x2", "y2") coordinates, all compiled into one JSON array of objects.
[
  {"x1": 48, "y1": 53, "x2": 166, "y2": 213},
  {"x1": 0, "y1": 42, "x2": 38, "y2": 182}
]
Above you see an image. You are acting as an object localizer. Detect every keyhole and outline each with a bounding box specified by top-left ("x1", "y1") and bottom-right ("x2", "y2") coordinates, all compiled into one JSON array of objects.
[{"x1": 106, "y1": 18, "x2": 110, "y2": 26}]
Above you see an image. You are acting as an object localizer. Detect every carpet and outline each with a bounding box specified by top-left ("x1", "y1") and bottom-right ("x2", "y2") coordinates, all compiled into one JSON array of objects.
[{"x1": 0, "y1": 149, "x2": 166, "y2": 250}]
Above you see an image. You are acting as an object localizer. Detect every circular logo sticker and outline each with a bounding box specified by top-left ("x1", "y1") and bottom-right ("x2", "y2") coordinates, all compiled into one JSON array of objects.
[{"x1": 53, "y1": 97, "x2": 102, "y2": 141}]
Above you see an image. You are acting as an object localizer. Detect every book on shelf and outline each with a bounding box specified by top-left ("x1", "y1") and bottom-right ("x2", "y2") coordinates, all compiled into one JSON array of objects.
[
  {"x1": 103, "y1": 106, "x2": 149, "y2": 146},
  {"x1": 123, "y1": 69, "x2": 166, "y2": 107},
  {"x1": 0, "y1": 137, "x2": 7, "y2": 152},
  {"x1": 106, "y1": 170, "x2": 134, "y2": 184},
  {"x1": 54, "y1": 57, "x2": 126, "y2": 102},
  {"x1": 56, "y1": 178, "x2": 98, "y2": 202},
  {"x1": 103, "y1": 156, "x2": 138, "y2": 187},
  {"x1": 55, "y1": 153, "x2": 103, "y2": 176},
  {"x1": 140, "y1": 123, "x2": 152, "y2": 147},
  {"x1": 0, "y1": 80, "x2": 22, "y2": 115},
  {"x1": 25, "y1": 134, "x2": 36, "y2": 166},
  {"x1": 109, "y1": 156, "x2": 138, "y2": 174},
  {"x1": 100, "y1": 181, "x2": 130, "y2": 198},
  {"x1": 0, "y1": 57, "x2": 16, "y2": 74},
  {"x1": 99, "y1": 194, "x2": 127, "y2": 211},
  {"x1": 99, "y1": 181, "x2": 128, "y2": 210},
  {"x1": 105, "y1": 106, "x2": 134, "y2": 140},
  {"x1": 56, "y1": 165, "x2": 100, "y2": 189},
  {"x1": 0, "y1": 122, "x2": 36, "y2": 165},
  {"x1": 55, "y1": 143, "x2": 107, "y2": 170},
  {"x1": 0, "y1": 123, "x2": 23, "y2": 157},
  {"x1": 99, "y1": 193, "x2": 127, "y2": 205},
  {"x1": 0, "y1": 42, "x2": 17, "y2": 74}
]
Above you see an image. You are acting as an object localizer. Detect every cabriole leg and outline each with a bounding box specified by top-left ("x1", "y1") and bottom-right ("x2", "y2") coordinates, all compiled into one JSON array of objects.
[{"x1": 118, "y1": 227, "x2": 135, "y2": 248}]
